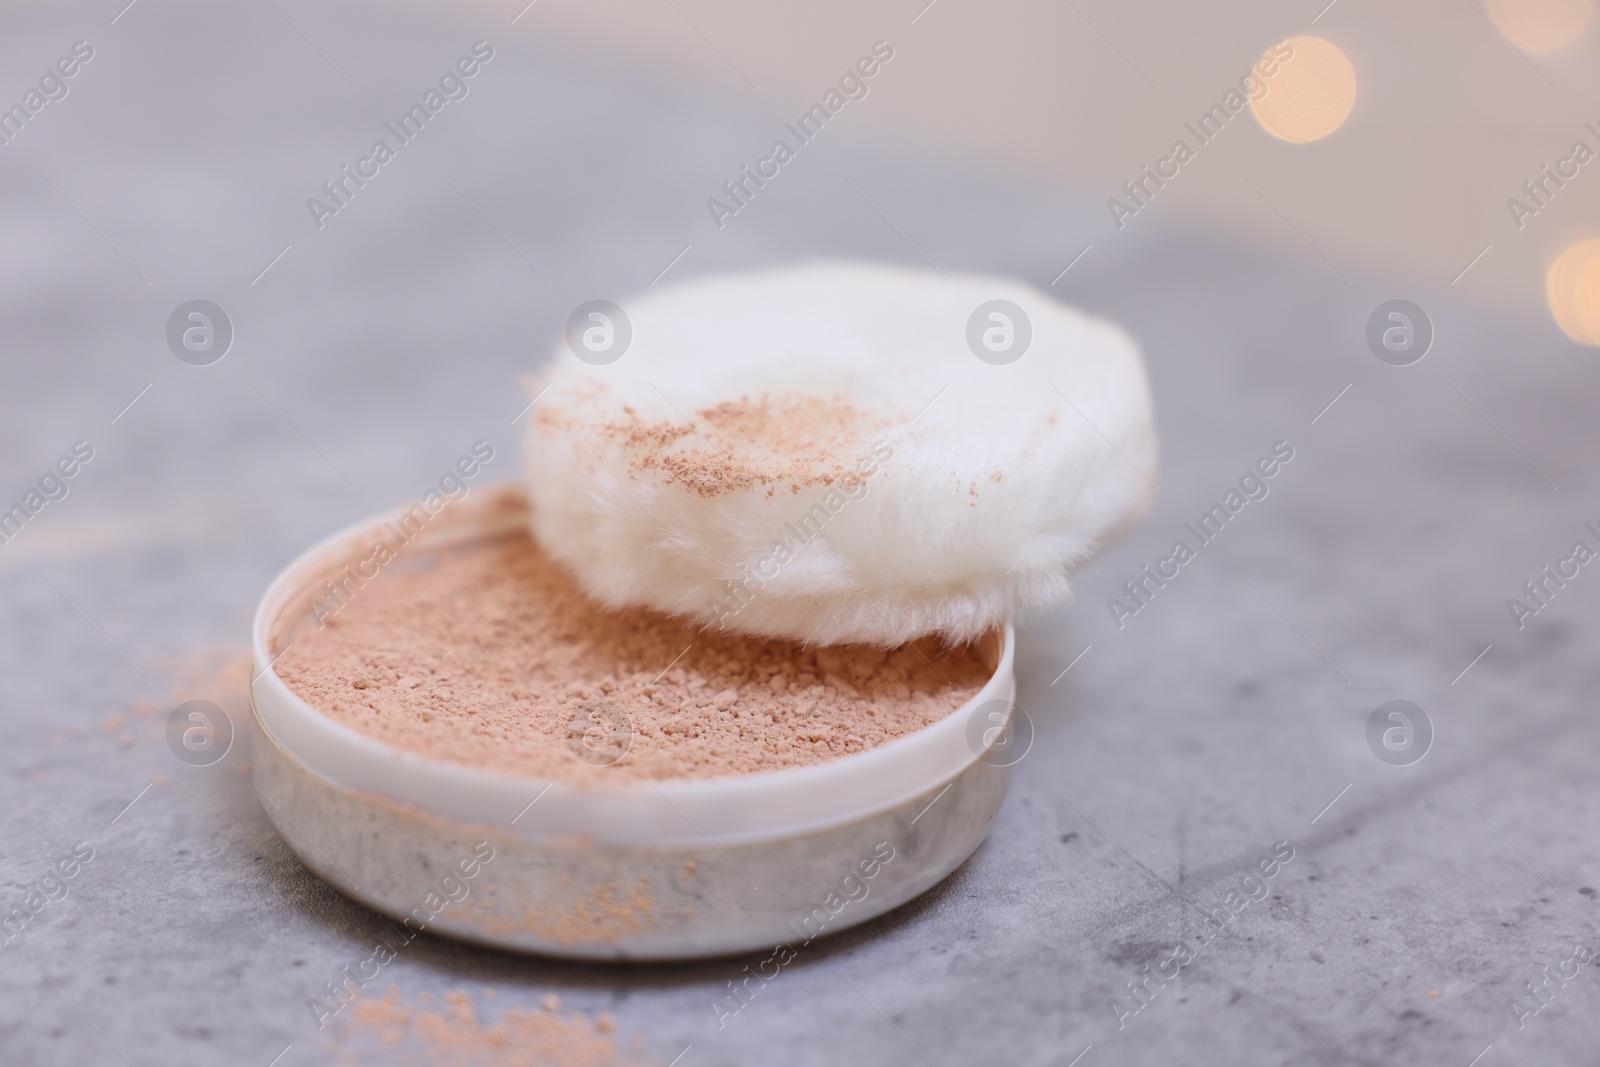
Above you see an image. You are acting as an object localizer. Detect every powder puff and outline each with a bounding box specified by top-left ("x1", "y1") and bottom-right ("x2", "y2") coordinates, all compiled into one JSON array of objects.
[{"x1": 523, "y1": 261, "x2": 1157, "y2": 646}]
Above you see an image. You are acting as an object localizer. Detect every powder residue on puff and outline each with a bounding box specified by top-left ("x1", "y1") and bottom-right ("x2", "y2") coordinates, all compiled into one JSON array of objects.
[
  {"x1": 274, "y1": 514, "x2": 990, "y2": 782},
  {"x1": 537, "y1": 391, "x2": 892, "y2": 499}
]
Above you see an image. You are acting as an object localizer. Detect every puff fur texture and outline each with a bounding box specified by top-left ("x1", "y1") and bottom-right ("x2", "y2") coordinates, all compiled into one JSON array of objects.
[{"x1": 523, "y1": 261, "x2": 1157, "y2": 646}]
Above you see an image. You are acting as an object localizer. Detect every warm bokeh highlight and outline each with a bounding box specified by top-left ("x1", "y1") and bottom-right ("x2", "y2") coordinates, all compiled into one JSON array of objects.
[
  {"x1": 1485, "y1": 0, "x2": 1593, "y2": 54},
  {"x1": 1251, "y1": 36, "x2": 1357, "y2": 144},
  {"x1": 1548, "y1": 238, "x2": 1600, "y2": 345}
]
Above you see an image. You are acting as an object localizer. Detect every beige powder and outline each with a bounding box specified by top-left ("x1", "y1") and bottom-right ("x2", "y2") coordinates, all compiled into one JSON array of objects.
[
  {"x1": 275, "y1": 523, "x2": 990, "y2": 781},
  {"x1": 337, "y1": 988, "x2": 652, "y2": 1066},
  {"x1": 536, "y1": 389, "x2": 894, "y2": 498}
]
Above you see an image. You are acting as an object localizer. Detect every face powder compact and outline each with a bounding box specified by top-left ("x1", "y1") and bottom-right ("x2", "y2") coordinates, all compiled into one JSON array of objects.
[{"x1": 250, "y1": 261, "x2": 1155, "y2": 959}]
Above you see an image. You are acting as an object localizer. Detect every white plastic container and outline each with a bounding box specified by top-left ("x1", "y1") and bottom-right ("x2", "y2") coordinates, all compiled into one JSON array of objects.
[{"x1": 249, "y1": 489, "x2": 1017, "y2": 960}]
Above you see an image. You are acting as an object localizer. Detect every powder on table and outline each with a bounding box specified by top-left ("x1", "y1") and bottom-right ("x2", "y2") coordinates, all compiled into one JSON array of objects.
[
  {"x1": 274, "y1": 520, "x2": 991, "y2": 782},
  {"x1": 335, "y1": 988, "x2": 651, "y2": 1066}
]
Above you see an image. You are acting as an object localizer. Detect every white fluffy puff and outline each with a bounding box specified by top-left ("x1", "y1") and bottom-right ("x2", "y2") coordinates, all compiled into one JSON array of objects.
[{"x1": 522, "y1": 261, "x2": 1157, "y2": 647}]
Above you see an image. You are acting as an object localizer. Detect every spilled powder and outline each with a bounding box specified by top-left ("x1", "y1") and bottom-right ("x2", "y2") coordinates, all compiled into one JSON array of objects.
[
  {"x1": 334, "y1": 988, "x2": 652, "y2": 1067},
  {"x1": 103, "y1": 646, "x2": 254, "y2": 773},
  {"x1": 275, "y1": 526, "x2": 989, "y2": 781},
  {"x1": 131, "y1": 646, "x2": 254, "y2": 726}
]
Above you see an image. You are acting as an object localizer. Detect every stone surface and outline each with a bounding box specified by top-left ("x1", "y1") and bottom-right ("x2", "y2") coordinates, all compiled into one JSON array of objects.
[{"x1": 1, "y1": 2, "x2": 1596, "y2": 1065}]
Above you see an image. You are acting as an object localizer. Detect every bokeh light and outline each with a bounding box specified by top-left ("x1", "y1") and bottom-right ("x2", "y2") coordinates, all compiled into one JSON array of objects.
[
  {"x1": 1547, "y1": 238, "x2": 1600, "y2": 346},
  {"x1": 1485, "y1": 0, "x2": 1593, "y2": 54},
  {"x1": 1250, "y1": 36, "x2": 1357, "y2": 144}
]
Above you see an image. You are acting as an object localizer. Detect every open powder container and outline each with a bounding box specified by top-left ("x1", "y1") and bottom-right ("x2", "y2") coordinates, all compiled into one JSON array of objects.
[{"x1": 250, "y1": 488, "x2": 1017, "y2": 960}]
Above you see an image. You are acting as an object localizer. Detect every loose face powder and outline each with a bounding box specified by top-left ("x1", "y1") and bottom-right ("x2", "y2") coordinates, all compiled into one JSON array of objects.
[{"x1": 273, "y1": 491, "x2": 992, "y2": 782}]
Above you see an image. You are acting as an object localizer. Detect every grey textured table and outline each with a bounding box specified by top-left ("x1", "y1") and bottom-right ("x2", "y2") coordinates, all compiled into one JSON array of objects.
[{"x1": 3, "y1": 3, "x2": 1598, "y2": 1065}]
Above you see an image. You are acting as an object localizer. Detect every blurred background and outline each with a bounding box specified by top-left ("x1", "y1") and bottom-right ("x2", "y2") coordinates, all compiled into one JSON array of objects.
[
  {"x1": 4, "y1": 1, "x2": 1600, "y2": 1064},
  {"x1": 541, "y1": 0, "x2": 1600, "y2": 328}
]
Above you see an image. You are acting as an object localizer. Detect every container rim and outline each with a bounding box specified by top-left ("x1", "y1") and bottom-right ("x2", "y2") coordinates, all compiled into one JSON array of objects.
[{"x1": 249, "y1": 486, "x2": 1016, "y2": 846}]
